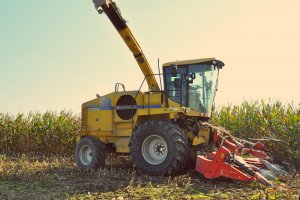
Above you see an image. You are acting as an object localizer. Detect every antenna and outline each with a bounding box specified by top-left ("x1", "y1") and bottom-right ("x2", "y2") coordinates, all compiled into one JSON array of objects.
[{"x1": 158, "y1": 58, "x2": 162, "y2": 90}]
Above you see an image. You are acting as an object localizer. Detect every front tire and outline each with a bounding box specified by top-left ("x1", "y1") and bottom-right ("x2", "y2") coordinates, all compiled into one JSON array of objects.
[
  {"x1": 130, "y1": 120, "x2": 189, "y2": 175},
  {"x1": 75, "y1": 136, "x2": 107, "y2": 170}
]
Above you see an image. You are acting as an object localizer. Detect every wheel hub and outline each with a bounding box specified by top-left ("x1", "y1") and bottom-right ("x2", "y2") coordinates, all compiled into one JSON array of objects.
[
  {"x1": 142, "y1": 135, "x2": 168, "y2": 165},
  {"x1": 79, "y1": 145, "x2": 93, "y2": 165},
  {"x1": 154, "y1": 143, "x2": 165, "y2": 156}
]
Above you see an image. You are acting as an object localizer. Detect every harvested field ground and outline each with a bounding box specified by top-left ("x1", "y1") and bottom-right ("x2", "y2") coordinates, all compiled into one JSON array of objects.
[{"x1": 0, "y1": 155, "x2": 299, "y2": 200}]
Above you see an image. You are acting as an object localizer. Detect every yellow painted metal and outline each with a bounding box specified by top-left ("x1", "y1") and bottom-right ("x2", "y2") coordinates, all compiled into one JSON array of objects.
[
  {"x1": 88, "y1": 110, "x2": 113, "y2": 132},
  {"x1": 115, "y1": 122, "x2": 132, "y2": 137},
  {"x1": 84, "y1": 0, "x2": 219, "y2": 156},
  {"x1": 143, "y1": 92, "x2": 161, "y2": 105},
  {"x1": 79, "y1": 91, "x2": 185, "y2": 153},
  {"x1": 98, "y1": 0, "x2": 160, "y2": 91},
  {"x1": 118, "y1": 28, "x2": 159, "y2": 91},
  {"x1": 79, "y1": 85, "x2": 214, "y2": 153},
  {"x1": 115, "y1": 137, "x2": 130, "y2": 153},
  {"x1": 115, "y1": 122, "x2": 132, "y2": 130},
  {"x1": 192, "y1": 136, "x2": 206, "y2": 146},
  {"x1": 199, "y1": 127, "x2": 211, "y2": 144},
  {"x1": 192, "y1": 127, "x2": 211, "y2": 146}
]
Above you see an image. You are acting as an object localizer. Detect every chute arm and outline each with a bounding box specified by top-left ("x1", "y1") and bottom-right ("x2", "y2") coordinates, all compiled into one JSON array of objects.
[{"x1": 93, "y1": 0, "x2": 160, "y2": 91}]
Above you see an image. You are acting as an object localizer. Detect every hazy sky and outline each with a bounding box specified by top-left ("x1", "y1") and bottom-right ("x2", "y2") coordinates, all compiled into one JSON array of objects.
[{"x1": 1, "y1": 0, "x2": 299, "y2": 114}]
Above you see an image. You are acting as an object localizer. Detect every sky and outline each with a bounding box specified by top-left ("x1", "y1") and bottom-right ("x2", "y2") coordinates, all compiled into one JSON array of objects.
[{"x1": 0, "y1": 0, "x2": 300, "y2": 114}]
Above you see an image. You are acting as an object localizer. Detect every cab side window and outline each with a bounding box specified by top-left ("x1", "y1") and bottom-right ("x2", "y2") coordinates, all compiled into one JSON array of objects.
[{"x1": 165, "y1": 66, "x2": 188, "y2": 106}]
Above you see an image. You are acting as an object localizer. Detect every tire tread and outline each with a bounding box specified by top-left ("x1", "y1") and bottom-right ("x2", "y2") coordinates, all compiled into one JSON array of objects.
[{"x1": 130, "y1": 120, "x2": 189, "y2": 175}]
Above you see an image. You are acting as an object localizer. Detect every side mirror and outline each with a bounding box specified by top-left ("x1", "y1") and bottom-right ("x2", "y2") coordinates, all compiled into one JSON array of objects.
[
  {"x1": 188, "y1": 73, "x2": 196, "y2": 84},
  {"x1": 213, "y1": 60, "x2": 225, "y2": 69},
  {"x1": 170, "y1": 64, "x2": 178, "y2": 77},
  {"x1": 189, "y1": 73, "x2": 195, "y2": 80}
]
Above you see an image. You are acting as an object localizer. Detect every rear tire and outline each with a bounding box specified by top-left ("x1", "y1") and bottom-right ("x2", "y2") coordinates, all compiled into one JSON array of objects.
[
  {"x1": 75, "y1": 136, "x2": 107, "y2": 170},
  {"x1": 130, "y1": 120, "x2": 189, "y2": 175}
]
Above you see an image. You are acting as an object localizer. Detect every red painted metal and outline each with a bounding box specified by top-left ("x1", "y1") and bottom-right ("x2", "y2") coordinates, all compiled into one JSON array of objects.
[
  {"x1": 195, "y1": 146, "x2": 254, "y2": 181},
  {"x1": 222, "y1": 139, "x2": 238, "y2": 154},
  {"x1": 243, "y1": 157, "x2": 265, "y2": 168},
  {"x1": 212, "y1": 131, "x2": 218, "y2": 145},
  {"x1": 252, "y1": 142, "x2": 265, "y2": 151},
  {"x1": 243, "y1": 148, "x2": 270, "y2": 159},
  {"x1": 195, "y1": 133, "x2": 274, "y2": 187},
  {"x1": 250, "y1": 150, "x2": 269, "y2": 159}
]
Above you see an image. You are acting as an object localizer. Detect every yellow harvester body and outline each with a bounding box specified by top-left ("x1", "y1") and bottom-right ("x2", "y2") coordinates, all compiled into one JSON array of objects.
[
  {"x1": 79, "y1": 58, "x2": 216, "y2": 153},
  {"x1": 75, "y1": 0, "x2": 224, "y2": 175}
]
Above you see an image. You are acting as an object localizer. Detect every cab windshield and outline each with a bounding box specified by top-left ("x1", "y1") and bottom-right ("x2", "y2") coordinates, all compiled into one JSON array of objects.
[
  {"x1": 188, "y1": 64, "x2": 218, "y2": 113},
  {"x1": 165, "y1": 63, "x2": 219, "y2": 113}
]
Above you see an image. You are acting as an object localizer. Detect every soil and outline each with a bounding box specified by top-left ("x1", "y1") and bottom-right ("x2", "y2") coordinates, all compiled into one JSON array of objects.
[{"x1": 0, "y1": 155, "x2": 299, "y2": 200}]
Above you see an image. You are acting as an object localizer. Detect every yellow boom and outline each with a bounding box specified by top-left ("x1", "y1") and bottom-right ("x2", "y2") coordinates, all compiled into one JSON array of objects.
[{"x1": 93, "y1": 0, "x2": 160, "y2": 91}]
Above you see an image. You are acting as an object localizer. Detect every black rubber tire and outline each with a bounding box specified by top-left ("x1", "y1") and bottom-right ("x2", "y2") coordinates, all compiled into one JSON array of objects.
[
  {"x1": 75, "y1": 136, "x2": 107, "y2": 170},
  {"x1": 130, "y1": 120, "x2": 189, "y2": 176}
]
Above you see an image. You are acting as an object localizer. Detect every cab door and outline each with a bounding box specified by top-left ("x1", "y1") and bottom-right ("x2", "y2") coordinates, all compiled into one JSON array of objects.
[{"x1": 164, "y1": 65, "x2": 188, "y2": 107}]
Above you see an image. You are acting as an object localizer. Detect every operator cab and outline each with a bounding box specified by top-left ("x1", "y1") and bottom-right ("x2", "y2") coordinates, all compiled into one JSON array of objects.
[{"x1": 163, "y1": 58, "x2": 224, "y2": 114}]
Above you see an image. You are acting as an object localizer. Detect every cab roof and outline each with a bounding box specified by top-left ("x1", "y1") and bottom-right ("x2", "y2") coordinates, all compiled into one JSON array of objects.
[{"x1": 162, "y1": 58, "x2": 216, "y2": 68}]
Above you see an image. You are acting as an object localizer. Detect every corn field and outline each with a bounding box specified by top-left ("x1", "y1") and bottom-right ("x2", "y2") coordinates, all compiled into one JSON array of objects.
[
  {"x1": 0, "y1": 111, "x2": 80, "y2": 156},
  {"x1": 0, "y1": 101, "x2": 299, "y2": 168},
  {"x1": 213, "y1": 100, "x2": 300, "y2": 169}
]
